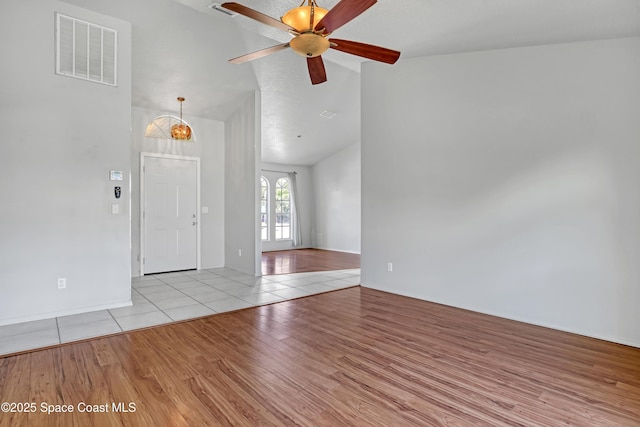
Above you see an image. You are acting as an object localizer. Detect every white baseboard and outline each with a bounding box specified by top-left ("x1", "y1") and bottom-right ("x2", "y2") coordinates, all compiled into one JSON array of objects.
[
  {"x1": 361, "y1": 283, "x2": 640, "y2": 349},
  {"x1": 313, "y1": 246, "x2": 361, "y2": 254}
]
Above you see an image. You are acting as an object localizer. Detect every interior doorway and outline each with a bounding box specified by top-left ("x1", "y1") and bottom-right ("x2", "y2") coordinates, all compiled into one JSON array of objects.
[{"x1": 141, "y1": 153, "x2": 200, "y2": 274}]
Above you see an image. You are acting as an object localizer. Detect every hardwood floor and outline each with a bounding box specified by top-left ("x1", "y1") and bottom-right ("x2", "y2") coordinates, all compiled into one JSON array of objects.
[
  {"x1": 262, "y1": 248, "x2": 360, "y2": 275},
  {"x1": 1, "y1": 286, "x2": 639, "y2": 426}
]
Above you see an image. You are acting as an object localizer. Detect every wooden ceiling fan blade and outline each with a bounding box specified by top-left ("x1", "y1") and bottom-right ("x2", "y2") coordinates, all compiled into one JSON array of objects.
[
  {"x1": 229, "y1": 43, "x2": 290, "y2": 64},
  {"x1": 314, "y1": 0, "x2": 376, "y2": 34},
  {"x1": 329, "y1": 39, "x2": 400, "y2": 64},
  {"x1": 307, "y1": 56, "x2": 327, "y2": 85},
  {"x1": 221, "y1": 2, "x2": 295, "y2": 32}
]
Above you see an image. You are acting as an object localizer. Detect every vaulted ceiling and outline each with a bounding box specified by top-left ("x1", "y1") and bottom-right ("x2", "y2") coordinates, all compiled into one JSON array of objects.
[{"x1": 66, "y1": 0, "x2": 640, "y2": 165}]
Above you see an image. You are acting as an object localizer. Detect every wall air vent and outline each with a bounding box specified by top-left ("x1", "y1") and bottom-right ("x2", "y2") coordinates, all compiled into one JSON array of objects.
[
  {"x1": 208, "y1": 3, "x2": 238, "y2": 17},
  {"x1": 55, "y1": 13, "x2": 117, "y2": 86}
]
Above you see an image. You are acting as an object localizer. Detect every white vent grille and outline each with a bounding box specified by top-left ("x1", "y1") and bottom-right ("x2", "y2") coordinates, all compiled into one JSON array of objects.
[
  {"x1": 320, "y1": 110, "x2": 336, "y2": 119},
  {"x1": 208, "y1": 3, "x2": 238, "y2": 17},
  {"x1": 55, "y1": 13, "x2": 117, "y2": 86}
]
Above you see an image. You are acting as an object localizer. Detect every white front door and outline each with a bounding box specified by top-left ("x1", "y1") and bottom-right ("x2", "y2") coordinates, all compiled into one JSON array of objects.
[{"x1": 142, "y1": 155, "x2": 198, "y2": 274}]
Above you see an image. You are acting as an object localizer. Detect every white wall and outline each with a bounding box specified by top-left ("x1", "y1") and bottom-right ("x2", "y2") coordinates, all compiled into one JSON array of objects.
[
  {"x1": 261, "y1": 163, "x2": 312, "y2": 252},
  {"x1": 131, "y1": 107, "x2": 225, "y2": 276},
  {"x1": 361, "y1": 37, "x2": 640, "y2": 347},
  {"x1": 312, "y1": 142, "x2": 361, "y2": 253},
  {"x1": 0, "y1": 0, "x2": 132, "y2": 325},
  {"x1": 225, "y1": 92, "x2": 261, "y2": 275}
]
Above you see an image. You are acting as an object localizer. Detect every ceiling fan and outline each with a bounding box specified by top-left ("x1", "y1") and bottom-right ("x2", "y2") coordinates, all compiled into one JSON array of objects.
[{"x1": 221, "y1": 0, "x2": 400, "y2": 85}]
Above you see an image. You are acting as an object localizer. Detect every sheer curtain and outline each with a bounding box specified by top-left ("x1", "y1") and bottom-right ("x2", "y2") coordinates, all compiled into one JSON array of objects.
[{"x1": 287, "y1": 172, "x2": 303, "y2": 247}]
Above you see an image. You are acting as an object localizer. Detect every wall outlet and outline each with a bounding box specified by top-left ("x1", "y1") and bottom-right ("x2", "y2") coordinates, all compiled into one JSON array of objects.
[
  {"x1": 387, "y1": 262, "x2": 393, "y2": 272},
  {"x1": 238, "y1": 249, "x2": 242, "y2": 256},
  {"x1": 57, "y1": 278, "x2": 67, "y2": 289}
]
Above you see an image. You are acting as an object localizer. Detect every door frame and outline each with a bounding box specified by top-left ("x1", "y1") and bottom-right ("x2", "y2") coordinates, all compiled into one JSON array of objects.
[{"x1": 140, "y1": 152, "x2": 201, "y2": 275}]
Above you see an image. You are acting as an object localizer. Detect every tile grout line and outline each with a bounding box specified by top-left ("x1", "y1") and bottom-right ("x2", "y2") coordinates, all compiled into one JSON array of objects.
[
  {"x1": 131, "y1": 272, "x2": 241, "y2": 322},
  {"x1": 106, "y1": 307, "x2": 124, "y2": 334},
  {"x1": 160, "y1": 272, "x2": 270, "y2": 307},
  {"x1": 156, "y1": 273, "x2": 248, "y2": 315},
  {"x1": 116, "y1": 289, "x2": 168, "y2": 325},
  {"x1": 55, "y1": 317, "x2": 62, "y2": 345}
]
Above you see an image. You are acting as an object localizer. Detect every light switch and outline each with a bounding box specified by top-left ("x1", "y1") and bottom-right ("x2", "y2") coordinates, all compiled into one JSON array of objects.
[
  {"x1": 201, "y1": 206, "x2": 209, "y2": 214},
  {"x1": 111, "y1": 204, "x2": 120, "y2": 215}
]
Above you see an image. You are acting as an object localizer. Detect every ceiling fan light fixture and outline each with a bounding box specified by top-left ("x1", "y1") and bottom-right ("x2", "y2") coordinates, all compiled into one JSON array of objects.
[
  {"x1": 224, "y1": 0, "x2": 400, "y2": 84},
  {"x1": 281, "y1": 1, "x2": 328, "y2": 32},
  {"x1": 170, "y1": 97, "x2": 192, "y2": 141},
  {"x1": 290, "y1": 33, "x2": 329, "y2": 57}
]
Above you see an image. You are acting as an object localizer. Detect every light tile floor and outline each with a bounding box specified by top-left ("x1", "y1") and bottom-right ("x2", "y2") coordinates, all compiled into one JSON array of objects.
[{"x1": 0, "y1": 268, "x2": 360, "y2": 357}]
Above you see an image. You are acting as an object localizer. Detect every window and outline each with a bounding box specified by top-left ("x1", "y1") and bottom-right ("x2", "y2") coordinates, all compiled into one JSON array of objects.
[
  {"x1": 275, "y1": 177, "x2": 290, "y2": 240},
  {"x1": 260, "y1": 177, "x2": 269, "y2": 241}
]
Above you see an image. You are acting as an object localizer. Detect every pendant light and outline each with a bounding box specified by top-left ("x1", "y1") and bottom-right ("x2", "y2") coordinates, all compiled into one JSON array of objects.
[{"x1": 171, "y1": 97, "x2": 192, "y2": 141}]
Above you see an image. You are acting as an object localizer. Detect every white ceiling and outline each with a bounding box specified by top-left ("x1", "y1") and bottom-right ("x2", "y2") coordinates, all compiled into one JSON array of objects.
[{"x1": 67, "y1": 0, "x2": 640, "y2": 165}]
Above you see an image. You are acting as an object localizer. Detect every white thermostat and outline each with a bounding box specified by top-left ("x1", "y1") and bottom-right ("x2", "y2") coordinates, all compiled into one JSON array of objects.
[{"x1": 110, "y1": 170, "x2": 123, "y2": 181}]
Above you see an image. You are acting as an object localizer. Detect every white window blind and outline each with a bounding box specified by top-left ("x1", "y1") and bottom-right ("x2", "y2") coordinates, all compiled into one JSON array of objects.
[{"x1": 55, "y1": 13, "x2": 117, "y2": 86}]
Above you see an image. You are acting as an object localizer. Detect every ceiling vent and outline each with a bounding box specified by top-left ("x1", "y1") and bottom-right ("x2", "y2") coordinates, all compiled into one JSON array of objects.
[
  {"x1": 55, "y1": 13, "x2": 117, "y2": 86},
  {"x1": 320, "y1": 110, "x2": 336, "y2": 119},
  {"x1": 208, "y1": 3, "x2": 238, "y2": 17}
]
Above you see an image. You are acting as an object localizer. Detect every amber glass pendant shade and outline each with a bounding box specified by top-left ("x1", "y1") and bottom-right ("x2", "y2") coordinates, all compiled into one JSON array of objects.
[
  {"x1": 171, "y1": 97, "x2": 192, "y2": 141},
  {"x1": 281, "y1": 2, "x2": 328, "y2": 32},
  {"x1": 171, "y1": 123, "x2": 192, "y2": 140}
]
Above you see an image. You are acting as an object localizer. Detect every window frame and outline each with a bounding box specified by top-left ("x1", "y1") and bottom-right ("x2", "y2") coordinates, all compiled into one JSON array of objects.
[
  {"x1": 274, "y1": 177, "x2": 291, "y2": 241},
  {"x1": 260, "y1": 176, "x2": 269, "y2": 241}
]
